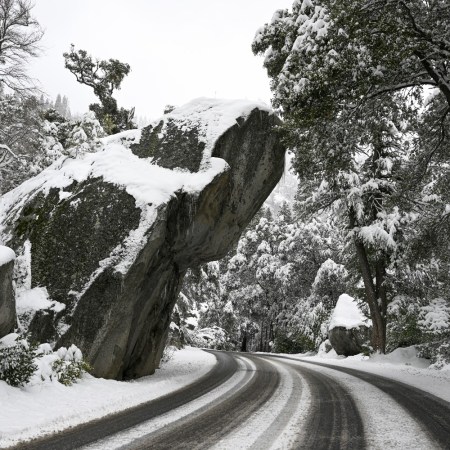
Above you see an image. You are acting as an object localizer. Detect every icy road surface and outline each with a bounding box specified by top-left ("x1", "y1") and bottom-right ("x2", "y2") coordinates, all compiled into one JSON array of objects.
[{"x1": 7, "y1": 350, "x2": 450, "y2": 450}]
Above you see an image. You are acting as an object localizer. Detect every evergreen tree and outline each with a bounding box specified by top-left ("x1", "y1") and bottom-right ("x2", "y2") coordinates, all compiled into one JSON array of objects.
[
  {"x1": 54, "y1": 93, "x2": 62, "y2": 115},
  {"x1": 63, "y1": 45, "x2": 136, "y2": 135},
  {"x1": 61, "y1": 95, "x2": 71, "y2": 118},
  {"x1": 252, "y1": 0, "x2": 450, "y2": 352}
]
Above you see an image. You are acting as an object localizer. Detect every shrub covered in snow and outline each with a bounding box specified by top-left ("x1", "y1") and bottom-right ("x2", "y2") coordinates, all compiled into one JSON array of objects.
[
  {"x1": 273, "y1": 329, "x2": 315, "y2": 354},
  {"x1": 0, "y1": 335, "x2": 37, "y2": 387},
  {"x1": 387, "y1": 296, "x2": 423, "y2": 352},
  {"x1": 0, "y1": 334, "x2": 90, "y2": 387},
  {"x1": 51, "y1": 345, "x2": 92, "y2": 386},
  {"x1": 191, "y1": 326, "x2": 234, "y2": 350},
  {"x1": 160, "y1": 345, "x2": 177, "y2": 364},
  {"x1": 387, "y1": 296, "x2": 450, "y2": 367},
  {"x1": 418, "y1": 339, "x2": 450, "y2": 370},
  {"x1": 417, "y1": 298, "x2": 450, "y2": 368}
]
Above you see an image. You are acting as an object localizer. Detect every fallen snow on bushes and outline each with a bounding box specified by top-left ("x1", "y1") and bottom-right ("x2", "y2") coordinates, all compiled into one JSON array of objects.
[{"x1": 0, "y1": 347, "x2": 215, "y2": 448}]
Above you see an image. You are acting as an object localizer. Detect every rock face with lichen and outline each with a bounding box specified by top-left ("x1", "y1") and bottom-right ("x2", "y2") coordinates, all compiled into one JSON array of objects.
[
  {"x1": 0, "y1": 98, "x2": 285, "y2": 380},
  {"x1": 328, "y1": 326, "x2": 371, "y2": 356}
]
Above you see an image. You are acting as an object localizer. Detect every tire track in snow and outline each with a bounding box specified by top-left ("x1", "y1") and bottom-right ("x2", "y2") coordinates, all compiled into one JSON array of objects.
[
  {"x1": 268, "y1": 355, "x2": 450, "y2": 449},
  {"x1": 214, "y1": 357, "x2": 312, "y2": 450},
  {"x1": 121, "y1": 353, "x2": 280, "y2": 449},
  {"x1": 11, "y1": 350, "x2": 238, "y2": 450},
  {"x1": 278, "y1": 358, "x2": 365, "y2": 449},
  {"x1": 305, "y1": 359, "x2": 450, "y2": 449},
  {"x1": 87, "y1": 354, "x2": 256, "y2": 449}
]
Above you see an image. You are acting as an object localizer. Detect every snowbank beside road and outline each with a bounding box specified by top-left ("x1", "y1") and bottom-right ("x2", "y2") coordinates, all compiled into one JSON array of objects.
[
  {"x1": 0, "y1": 347, "x2": 215, "y2": 448},
  {"x1": 290, "y1": 346, "x2": 450, "y2": 403}
]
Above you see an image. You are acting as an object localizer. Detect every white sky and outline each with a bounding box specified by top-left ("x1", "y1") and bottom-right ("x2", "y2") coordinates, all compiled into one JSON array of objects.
[{"x1": 29, "y1": 0, "x2": 293, "y2": 121}]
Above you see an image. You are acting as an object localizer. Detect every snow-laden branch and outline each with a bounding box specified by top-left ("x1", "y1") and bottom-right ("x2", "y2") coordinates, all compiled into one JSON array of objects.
[{"x1": 0, "y1": 143, "x2": 17, "y2": 168}]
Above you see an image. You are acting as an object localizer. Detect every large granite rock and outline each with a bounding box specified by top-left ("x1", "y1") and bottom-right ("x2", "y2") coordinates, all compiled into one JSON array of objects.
[
  {"x1": 0, "y1": 98, "x2": 285, "y2": 379},
  {"x1": 328, "y1": 326, "x2": 371, "y2": 356},
  {"x1": 328, "y1": 294, "x2": 371, "y2": 356},
  {"x1": 0, "y1": 246, "x2": 16, "y2": 338}
]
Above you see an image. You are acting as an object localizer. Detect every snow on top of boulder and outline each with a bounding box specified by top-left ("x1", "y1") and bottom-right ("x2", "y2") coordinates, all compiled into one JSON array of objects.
[
  {"x1": 160, "y1": 97, "x2": 272, "y2": 165},
  {"x1": 0, "y1": 245, "x2": 15, "y2": 266},
  {"x1": 0, "y1": 146, "x2": 227, "y2": 216},
  {"x1": 0, "y1": 97, "x2": 273, "y2": 285},
  {"x1": 0, "y1": 98, "x2": 271, "y2": 221},
  {"x1": 16, "y1": 287, "x2": 65, "y2": 316},
  {"x1": 329, "y1": 294, "x2": 370, "y2": 331}
]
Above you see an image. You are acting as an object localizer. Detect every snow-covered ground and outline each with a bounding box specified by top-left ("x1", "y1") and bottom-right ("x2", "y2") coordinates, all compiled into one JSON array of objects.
[
  {"x1": 0, "y1": 347, "x2": 215, "y2": 448},
  {"x1": 1, "y1": 344, "x2": 449, "y2": 448},
  {"x1": 288, "y1": 345, "x2": 450, "y2": 403}
]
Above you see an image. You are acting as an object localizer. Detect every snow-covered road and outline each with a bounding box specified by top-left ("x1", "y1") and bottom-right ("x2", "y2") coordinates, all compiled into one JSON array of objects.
[{"x1": 6, "y1": 350, "x2": 449, "y2": 450}]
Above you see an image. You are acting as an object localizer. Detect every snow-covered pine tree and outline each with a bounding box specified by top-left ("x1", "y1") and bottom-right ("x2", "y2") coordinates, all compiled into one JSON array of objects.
[
  {"x1": 252, "y1": 0, "x2": 449, "y2": 353},
  {"x1": 54, "y1": 94, "x2": 62, "y2": 115}
]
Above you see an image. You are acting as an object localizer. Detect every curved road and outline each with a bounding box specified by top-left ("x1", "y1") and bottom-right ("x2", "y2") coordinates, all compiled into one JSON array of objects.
[
  {"x1": 11, "y1": 351, "x2": 450, "y2": 450},
  {"x1": 269, "y1": 354, "x2": 450, "y2": 449}
]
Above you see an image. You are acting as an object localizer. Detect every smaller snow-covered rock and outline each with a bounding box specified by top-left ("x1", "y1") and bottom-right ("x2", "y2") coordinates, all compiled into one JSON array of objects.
[
  {"x1": 328, "y1": 294, "x2": 371, "y2": 356},
  {"x1": 318, "y1": 339, "x2": 333, "y2": 355},
  {"x1": 0, "y1": 246, "x2": 16, "y2": 338}
]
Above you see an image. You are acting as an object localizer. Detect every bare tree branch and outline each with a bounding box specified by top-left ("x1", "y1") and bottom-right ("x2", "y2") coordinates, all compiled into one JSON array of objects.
[{"x1": 0, "y1": 0, "x2": 43, "y2": 94}]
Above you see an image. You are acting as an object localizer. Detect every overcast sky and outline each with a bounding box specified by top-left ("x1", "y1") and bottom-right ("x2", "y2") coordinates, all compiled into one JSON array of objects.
[{"x1": 29, "y1": 0, "x2": 293, "y2": 121}]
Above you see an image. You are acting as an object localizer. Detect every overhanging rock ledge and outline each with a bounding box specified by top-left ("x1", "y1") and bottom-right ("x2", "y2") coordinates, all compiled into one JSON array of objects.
[{"x1": 0, "y1": 98, "x2": 286, "y2": 379}]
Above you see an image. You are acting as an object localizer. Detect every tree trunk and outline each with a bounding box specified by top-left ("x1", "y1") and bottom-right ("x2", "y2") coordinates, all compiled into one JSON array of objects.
[
  {"x1": 241, "y1": 326, "x2": 248, "y2": 352},
  {"x1": 259, "y1": 320, "x2": 264, "y2": 352},
  {"x1": 350, "y1": 210, "x2": 387, "y2": 353},
  {"x1": 415, "y1": 50, "x2": 450, "y2": 108}
]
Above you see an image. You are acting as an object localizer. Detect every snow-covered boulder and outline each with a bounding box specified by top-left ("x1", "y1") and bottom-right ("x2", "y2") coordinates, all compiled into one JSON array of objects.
[
  {"x1": 0, "y1": 98, "x2": 285, "y2": 379},
  {"x1": 328, "y1": 294, "x2": 371, "y2": 356},
  {"x1": 0, "y1": 246, "x2": 16, "y2": 338}
]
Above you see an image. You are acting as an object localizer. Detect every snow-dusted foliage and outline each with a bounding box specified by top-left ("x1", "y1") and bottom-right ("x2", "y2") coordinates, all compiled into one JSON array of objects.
[
  {"x1": 387, "y1": 296, "x2": 423, "y2": 352},
  {"x1": 253, "y1": 0, "x2": 450, "y2": 354},
  {"x1": 50, "y1": 345, "x2": 91, "y2": 386},
  {"x1": 0, "y1": 93, "x2": 43, "y2": 193},
  {"x1": 42, "y1": 110, "x2": 105, "y2": 159},
  {"x1": 386, "y1": 294, "x2": 450, "y2": 367},
  {"x1": 417, "y1": 298, "x2": 450, "y2": 368},
  {"x1": 0, "y1": 91, "x2": 106, "y2": 194},
  {"x1": 177, "y1": 204, "x2": 347, "y2": 353},
  {"x1": 0, "y1": 334, "x2": 90, "y2": 387},
  {"x1": 0, "y1": 335, "x2": 37, "y2": 387},
  {"x1": 171, "y1": 262, "x2": 238, "y2": 351},
  {"x1": 190, "y1": 326, "x2": 233, "y2": 351}
]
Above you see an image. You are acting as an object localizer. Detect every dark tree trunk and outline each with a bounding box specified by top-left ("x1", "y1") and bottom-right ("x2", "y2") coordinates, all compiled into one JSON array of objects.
[
  {"x1": 259, "y1": 320, "x2": 264, "y2": 352},
  {"x1": 350, "y1": 209, "x2": 387, "y2": 353},
  {"x1": 241, "y1": 327, "x2": 248, "y2": 352}
]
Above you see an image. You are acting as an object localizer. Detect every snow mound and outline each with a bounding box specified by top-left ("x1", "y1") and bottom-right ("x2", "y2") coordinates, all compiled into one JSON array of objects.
[
  {"x1": 16, "y1": 287, "x2": 65, "y2": 316},
  {"x1": 0, "y1": 245, "x2": 15, "y2": 266},
  {"x1": 370, "y1": 346, "x2": 430, "y2": 369},
  {"x1": 329, "y1": 294, "x2": 370, "y2": 330}
]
